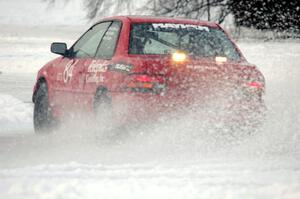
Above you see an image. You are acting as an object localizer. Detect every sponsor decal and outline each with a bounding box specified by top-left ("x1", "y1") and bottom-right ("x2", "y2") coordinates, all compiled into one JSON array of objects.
[
  {"x1": 186, "y1": 64, "x2": 218, "y2": 71},
  {"x1": 86, "y1": 61, "x2": 108, "y2": 83},
  {"x1": 152, "y1": 23, "x2": 209, "y2": 32},
  {"x1": 88, "y1": 60, "x2": 108, "y2": 73},
  {"x1": 86, "y1": 74, "x2": 105, "y2": 83},
  {"x1": 109, "y1": 63, "x2": 133, "y2": 72},
  {"x1": 63, "y1": 60, "x2": 78, "y2": 83}
]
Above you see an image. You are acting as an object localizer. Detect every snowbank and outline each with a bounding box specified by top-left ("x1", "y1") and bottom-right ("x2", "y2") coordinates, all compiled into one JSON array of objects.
[
  {"x1": 0, "y1": 25, "x2": 83, "y2": 74},
  {"x1": 0, "y1": 94, "x2": 33, "y2": 133}
]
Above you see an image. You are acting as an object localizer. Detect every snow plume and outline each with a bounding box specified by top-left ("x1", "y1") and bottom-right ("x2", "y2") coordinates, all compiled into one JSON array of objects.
[
  {"x1": 46, "y1": 93, "x2": 264, "y2": 166},
  {"x1": 43, "y1": 41, "x2": 300, "y2": 165},
  {"x1": 1, "y1": 102, "x2": 299, "y2": 199}
]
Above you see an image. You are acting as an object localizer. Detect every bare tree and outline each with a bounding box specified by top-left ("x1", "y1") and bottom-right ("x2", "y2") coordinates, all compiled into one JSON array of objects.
[
  {"x1": 44, "y1": 0, "x2": 230, "y2": 23},
  {"x1": 84, "y1": 0, "x2": 133, "y2": 19},
  {"x1": 44, "y1": 0, "x2": 134, "y2": 20},
  {"x1": 147, "y1": 0, "x2": 230, "y2": 23},
  {"x1": 84, "y1": 0, "x2": 105, "y2": 19}
]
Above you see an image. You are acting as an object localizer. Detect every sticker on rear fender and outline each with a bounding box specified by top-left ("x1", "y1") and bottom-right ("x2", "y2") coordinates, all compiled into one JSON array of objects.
[
  {"x1": 186, "y1": 64, "x2": 218, "y2": 71},
  {"x1": 86, "y1": 74, "x2": 105, "y2": 83},
  {"x1": 88, "y1": 60, "x2": 108, "y2": 73},
  {"x1": 109, "y1": 63, "x2": 133, "y2": 72}
]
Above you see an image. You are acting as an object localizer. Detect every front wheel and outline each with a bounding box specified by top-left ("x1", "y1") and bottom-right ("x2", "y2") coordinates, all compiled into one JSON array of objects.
[{"x1": 33, "y1": 82, "x2": 55, "y2": 133}]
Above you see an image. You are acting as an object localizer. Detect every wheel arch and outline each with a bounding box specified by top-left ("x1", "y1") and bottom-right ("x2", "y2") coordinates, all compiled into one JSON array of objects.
[
  {"x1": 93, "y1": 86, "x2": 111, "y2": 108},
  {"x1": 32, "y1": 77, "x2": 48, "y2": 103},
  {"x1": 95, "y1": 86, "x2": 108, "y2": 94}
]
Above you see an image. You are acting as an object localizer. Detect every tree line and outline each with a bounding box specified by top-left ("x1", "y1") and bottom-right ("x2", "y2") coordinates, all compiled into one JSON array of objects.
[{"x1": 47, "y1": 0, "x2": 300, "y2": 33}]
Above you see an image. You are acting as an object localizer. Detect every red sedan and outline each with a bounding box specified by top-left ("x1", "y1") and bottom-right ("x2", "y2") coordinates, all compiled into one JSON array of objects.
[{"x1": 32, "y1": 16, "x2": 265, "y2": 133}]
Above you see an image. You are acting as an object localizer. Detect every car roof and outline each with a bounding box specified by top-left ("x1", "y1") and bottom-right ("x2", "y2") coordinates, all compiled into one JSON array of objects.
[{"x1": 101, "y1": 15, "x2": 219, "y2": 28}]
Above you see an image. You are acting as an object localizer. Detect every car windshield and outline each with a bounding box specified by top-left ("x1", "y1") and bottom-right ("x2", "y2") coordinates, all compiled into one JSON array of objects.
[{"x1": 129, "y1": 23, "x2": 240, "y2": 61}]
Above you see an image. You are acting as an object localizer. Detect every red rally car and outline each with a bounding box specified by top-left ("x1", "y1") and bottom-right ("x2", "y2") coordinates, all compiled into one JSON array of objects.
[{"x1": 32, "y1": 16, "x2": 265, "y2": 133}]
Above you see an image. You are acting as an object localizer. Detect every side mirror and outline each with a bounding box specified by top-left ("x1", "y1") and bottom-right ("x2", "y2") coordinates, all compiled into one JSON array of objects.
[{"x1": 51, "y1": 42, "x2": 67, "y2": 56}]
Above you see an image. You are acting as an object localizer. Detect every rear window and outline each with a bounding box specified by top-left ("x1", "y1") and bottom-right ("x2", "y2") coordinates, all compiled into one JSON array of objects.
[{"x1": 129, "y1": 23, "x2": 240, "y2": 61}]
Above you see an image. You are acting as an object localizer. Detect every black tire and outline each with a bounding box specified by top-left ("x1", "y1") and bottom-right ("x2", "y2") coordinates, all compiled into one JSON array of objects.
[
  {"x1": 33, "y1": 82, "x2": 54, "y2": 133},
  {"x1": 93, "y1": 90, "x2": 131, "y2": 142},
  {"x1": 94, "y1": 89, "x2": 112, "y2": 124}
]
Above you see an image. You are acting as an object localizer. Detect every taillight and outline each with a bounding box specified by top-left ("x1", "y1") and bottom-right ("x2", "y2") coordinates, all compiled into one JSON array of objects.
[
  {"x1": 242, "y1": 68, "x2": 265, "y2": 91},
  {"x1": 246, "y1": 81, "x2": 264, "y2": 90},
  {"x1": 126, "y1": 74, "x2": 166, "y2": 94},
  {"x1": 239, "y1": 68, "x2": 265, "y2": 102},
  {"x1": 242, "y1": 80, "x2": 265, "y2": 102}
]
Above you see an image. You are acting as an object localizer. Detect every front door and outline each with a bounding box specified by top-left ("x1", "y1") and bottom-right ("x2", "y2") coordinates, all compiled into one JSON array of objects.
[{"x1": 52, "y1": 22, "x2": 112, "y2": 116}]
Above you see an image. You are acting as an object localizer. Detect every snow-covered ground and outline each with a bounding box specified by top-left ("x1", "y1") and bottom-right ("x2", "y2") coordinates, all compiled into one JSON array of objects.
[
  {"x1": 0, "y1": 1, "x2": 300, "y2": 198},
  {"x1": 0, "y1": 28, "x2": 299, "y2": 198}
]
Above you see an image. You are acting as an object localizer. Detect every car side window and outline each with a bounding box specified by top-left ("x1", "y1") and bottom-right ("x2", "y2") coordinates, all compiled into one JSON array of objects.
[
  {"x1": 95, "y1": 21, "x2": 121, "y2": 59},
  {"x1": 71, "y1": 22, "x2": 111, "y2": 58}
]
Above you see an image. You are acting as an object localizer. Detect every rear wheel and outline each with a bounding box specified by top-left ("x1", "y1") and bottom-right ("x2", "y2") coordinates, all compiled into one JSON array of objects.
[
  {"x1": 93, "y1": 89, "x2": 128, "y2": 142},
  {"x1": 94, "y1": 89, "x2": 113, "y2": 131},
  {"x1": 33, "y1": 82, "x2": 54, "y2": 133}
]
